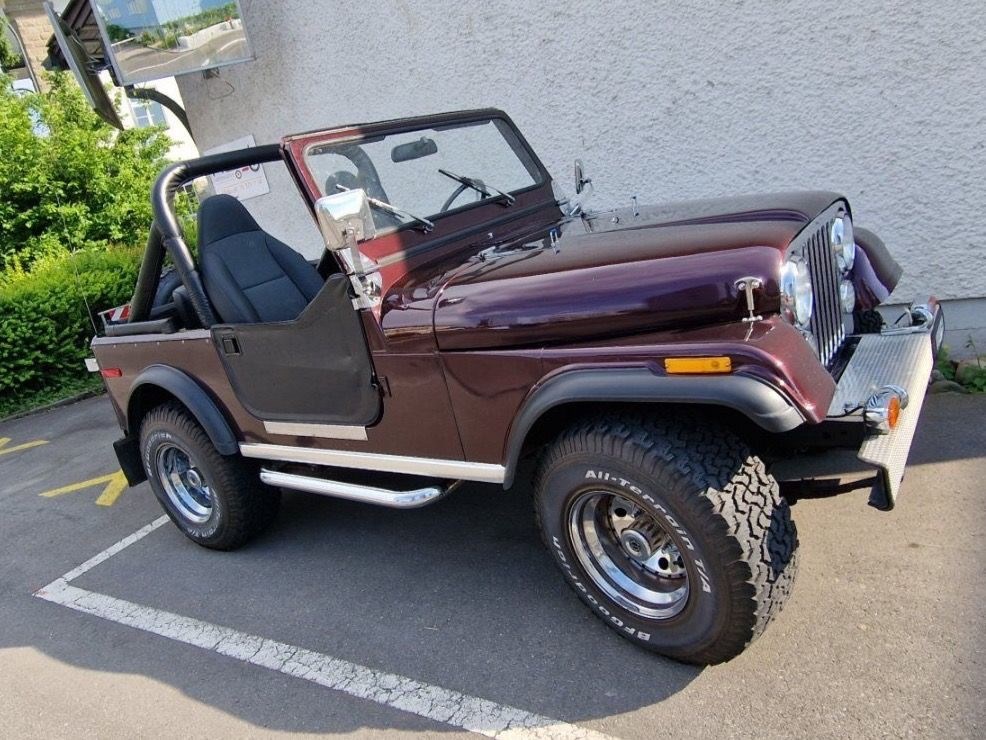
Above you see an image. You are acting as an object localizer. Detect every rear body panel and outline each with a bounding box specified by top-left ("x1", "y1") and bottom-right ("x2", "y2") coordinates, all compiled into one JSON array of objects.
[{"x1": 93, "y1": 332, "x2": 465, "y2": 461}]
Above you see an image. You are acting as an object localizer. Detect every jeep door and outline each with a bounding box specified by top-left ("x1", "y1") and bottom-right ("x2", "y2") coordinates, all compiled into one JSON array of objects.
[{"x1": 212, "y1": 275, "x2": 381, "y2": 426}]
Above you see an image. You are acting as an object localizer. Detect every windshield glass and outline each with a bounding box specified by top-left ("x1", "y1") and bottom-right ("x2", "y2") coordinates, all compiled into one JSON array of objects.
[{"x1": 303, "y1": 117, "x2": 543, "y2": 233}]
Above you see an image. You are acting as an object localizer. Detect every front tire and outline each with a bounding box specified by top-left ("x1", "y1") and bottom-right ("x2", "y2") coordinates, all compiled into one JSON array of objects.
[
  {"x1": 140, "y1": 402, "x2": 279, "y2": 550},
  {"x1": 534, "y1": 415, "x2": 798, "y2": 664}
]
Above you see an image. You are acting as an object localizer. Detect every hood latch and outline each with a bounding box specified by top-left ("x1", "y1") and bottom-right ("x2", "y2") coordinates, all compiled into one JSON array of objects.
[{"x1": 735, "y1": 277, "x2": 764, "y2": 323}]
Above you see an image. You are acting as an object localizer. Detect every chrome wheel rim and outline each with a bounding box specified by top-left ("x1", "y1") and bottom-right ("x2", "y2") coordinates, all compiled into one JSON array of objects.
[
  {"x1": 155, "y1": 443, "x2": 213, "y2": 524},
  {"x1": 567, "y1": 491, "x2": 689, "y2": 619}
]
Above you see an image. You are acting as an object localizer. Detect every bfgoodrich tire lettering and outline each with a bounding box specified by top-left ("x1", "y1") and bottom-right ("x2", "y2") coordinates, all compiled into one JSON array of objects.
[
  {"x1": 534, "y1": 414, "x2": 798, "y2": 665},
  {"x1": 140, "y1": 401, "x2": 279, "y2": 550}
]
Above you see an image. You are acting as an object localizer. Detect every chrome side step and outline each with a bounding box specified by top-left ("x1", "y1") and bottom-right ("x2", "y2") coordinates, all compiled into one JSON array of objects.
[
  {"x1": 242, "y1": 442, "x2": 506, "y2": 483},
  {"x1": 259, "y1": 468, "x2": 459, "y2": 509}
]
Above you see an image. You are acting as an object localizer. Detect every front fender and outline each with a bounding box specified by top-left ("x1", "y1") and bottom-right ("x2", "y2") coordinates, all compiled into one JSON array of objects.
[{"x1": 501, "y1": 366, "x2": 804, "y2": 487}]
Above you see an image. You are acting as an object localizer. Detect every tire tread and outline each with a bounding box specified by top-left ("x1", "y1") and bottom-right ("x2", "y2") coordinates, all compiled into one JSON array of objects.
[
  {"x1": 141, "y1": 401, "x2": 278, "y2": 550},
  {"x1": 534, "y1": 413, "x2": 798, "y2": 664}
]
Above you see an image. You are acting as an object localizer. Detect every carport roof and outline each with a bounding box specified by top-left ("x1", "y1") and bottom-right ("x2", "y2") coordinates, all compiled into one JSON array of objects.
[{"x1": 44, "y1": 0, "x2": 105, "y2": 72}]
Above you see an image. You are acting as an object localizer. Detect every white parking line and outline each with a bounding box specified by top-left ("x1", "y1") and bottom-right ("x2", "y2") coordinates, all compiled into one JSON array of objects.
[{"x1": 34, "y1": 519, "x2": 613, "y2": 739}]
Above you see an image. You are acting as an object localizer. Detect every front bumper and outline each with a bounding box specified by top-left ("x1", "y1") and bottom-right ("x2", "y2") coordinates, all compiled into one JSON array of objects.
[{"x1": 827, "y1": 299, "x2": 945, "y2": 510}]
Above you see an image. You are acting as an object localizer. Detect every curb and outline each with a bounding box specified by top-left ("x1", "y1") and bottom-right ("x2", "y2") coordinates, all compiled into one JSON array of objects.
[{"x1": 0, "y1": 388, "x2": 106, "y2": 424}]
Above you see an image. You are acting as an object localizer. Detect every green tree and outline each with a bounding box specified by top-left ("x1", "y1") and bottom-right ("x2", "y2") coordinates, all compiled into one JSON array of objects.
[
  {"x1": 0, "y1": 31, "x2": 24, "y2": 71},
  {"x1": 0, "y1": 16, "x2": 25, "y2": 71},
  {"x1": 0, "y1": 71, "x2": 172, "y2": 271}
]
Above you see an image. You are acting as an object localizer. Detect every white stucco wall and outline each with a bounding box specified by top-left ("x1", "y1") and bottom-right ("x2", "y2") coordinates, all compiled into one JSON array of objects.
[{"x1": 176, "y1": 0, "x2": 986, "y2": 305}]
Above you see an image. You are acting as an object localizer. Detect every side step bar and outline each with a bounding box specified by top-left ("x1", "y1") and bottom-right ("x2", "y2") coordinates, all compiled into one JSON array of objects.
[{"x1": 259, "y1": 468, "x2": 460, "y2": 509}]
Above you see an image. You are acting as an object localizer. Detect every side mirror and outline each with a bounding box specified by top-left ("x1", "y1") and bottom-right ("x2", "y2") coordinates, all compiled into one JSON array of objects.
[
  {"x1": 314, "y1": 189, "x2": 381, "y2": 309},
  {"x1": 315, "y1": 188, "x2": 376, "y2": 252},
  {"x1": 569, "y1": 159, "x2": 594, "y2": 216},
  {"x1": 574, "y1": 159, "x2": 591, "y2": 195}
]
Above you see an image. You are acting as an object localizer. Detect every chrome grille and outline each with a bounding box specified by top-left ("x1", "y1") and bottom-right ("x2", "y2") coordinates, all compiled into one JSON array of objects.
[{"x1": 803, "y1": 217, "x2": 846, "y2": 366}]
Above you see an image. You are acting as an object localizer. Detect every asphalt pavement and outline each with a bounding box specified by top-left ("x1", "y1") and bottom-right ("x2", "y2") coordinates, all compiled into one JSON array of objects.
[{"x1": 0, "y1": 393, "x2": 983, "y2": 738}]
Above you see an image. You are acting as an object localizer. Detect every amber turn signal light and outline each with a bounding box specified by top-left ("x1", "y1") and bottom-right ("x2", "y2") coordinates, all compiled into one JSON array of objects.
[
  {"x1": 864, "y1": 385, "x2": 908, "y2": 434},
  {"x1": 886, "y1": 395, "x2": 901, "y2": 429},
  {"x1": 664, "y1": 357, "x2": 732, "y2": 374}
]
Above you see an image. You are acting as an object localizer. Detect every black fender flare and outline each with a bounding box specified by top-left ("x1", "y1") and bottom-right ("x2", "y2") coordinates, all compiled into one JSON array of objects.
[
  {"x1": 501, "y1": 367, "x2": 805, "y2": 488},
  {"x1": 126, "y1": 365, "x2": 239, "y2": 455}
]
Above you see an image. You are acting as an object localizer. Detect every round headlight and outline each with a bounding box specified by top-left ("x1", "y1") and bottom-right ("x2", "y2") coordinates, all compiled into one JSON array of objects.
[
  {"x1": 780, "y1": 256, "x2": 814, "y2": 328},
  {"x1": 830, "y1": 214, "x2": 855, "y2": 273},
  {"x1": 839, "y1": 279, "x2": 856, "y2": 312}
]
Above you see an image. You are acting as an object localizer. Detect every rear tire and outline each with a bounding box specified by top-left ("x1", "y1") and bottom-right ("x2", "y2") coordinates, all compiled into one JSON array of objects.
[
  {"x1": 140, "y1": 402, "x2": 279, "y2": 550},
  {"x1": 534, "y1": 414, "x2": 798, "y2": 664}
]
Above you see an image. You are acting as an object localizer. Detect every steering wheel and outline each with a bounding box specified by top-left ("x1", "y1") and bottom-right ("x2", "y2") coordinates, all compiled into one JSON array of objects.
[{"x1": 324, "y1": 169, "x2": 361, "y2": 196}]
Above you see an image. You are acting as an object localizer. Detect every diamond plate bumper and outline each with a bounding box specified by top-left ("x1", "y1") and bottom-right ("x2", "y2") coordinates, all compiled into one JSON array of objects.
[{"x1": 827, "y1": 301, "x2": 944, "y2": 510}]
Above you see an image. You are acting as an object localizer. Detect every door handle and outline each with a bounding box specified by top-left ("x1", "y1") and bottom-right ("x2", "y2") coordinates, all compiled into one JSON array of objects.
[{"x1": 221, "y1": 336, "x2": 241, "y2": 356}]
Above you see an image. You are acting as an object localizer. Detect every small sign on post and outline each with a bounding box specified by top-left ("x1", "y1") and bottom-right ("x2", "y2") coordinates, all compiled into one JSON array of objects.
[{"x1": 203, "y1": 134, "x2": 270, "y2": 201}]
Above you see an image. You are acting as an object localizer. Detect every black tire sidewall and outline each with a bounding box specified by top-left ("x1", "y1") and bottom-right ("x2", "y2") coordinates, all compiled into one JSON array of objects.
[
  {"x1": 141, "y1": 424, "x2": 227, "y2": 544},
  {"x1": 538, "y1": 455, "x2": 738, "y2": 657}
]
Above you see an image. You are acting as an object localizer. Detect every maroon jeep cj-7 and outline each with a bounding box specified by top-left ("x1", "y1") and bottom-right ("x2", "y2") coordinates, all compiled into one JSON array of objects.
[{"x1": 91, "y1": 109, "x2": 943, "y2": 664}]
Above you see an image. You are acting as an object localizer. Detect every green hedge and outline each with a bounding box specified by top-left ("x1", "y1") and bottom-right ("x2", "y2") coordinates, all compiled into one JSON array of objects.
[{"x1": 0, "y1": 246, "x2": 141, "y2": 416}]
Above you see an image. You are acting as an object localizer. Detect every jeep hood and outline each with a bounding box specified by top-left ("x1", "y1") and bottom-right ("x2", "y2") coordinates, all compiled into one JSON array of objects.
[{"x1": 432, "y1": 191, "x2": 842, "y2": 350}]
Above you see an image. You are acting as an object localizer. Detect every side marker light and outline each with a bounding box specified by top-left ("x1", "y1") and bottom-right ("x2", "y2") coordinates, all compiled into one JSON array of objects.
[{"x1": 664, "y1": 357, "x2": 732, "y2": 374}]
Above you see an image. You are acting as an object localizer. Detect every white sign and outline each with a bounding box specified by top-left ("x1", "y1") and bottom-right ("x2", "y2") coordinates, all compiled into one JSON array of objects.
[{"x1": 203, "y1": 134, "x2": 270, "y2": 201}]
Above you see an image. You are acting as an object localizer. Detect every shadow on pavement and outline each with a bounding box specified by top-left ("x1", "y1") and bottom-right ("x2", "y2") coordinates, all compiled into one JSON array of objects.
[
  {"x1": 6, "y1": 472, "x2": 701, "y2": 734},
  {"x1": 5, "y1": 394, "x2": 982, "y2": 734}
]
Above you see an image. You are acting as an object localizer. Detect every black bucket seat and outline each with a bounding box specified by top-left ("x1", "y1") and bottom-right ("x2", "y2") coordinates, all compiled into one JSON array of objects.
[{"x1": 198, "y1": 194, "x2": 323, "y2": 324}]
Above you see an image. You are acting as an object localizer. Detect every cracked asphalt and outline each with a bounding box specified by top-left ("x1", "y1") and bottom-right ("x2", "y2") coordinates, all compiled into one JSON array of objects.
[{"x1": 1, "y1": 393, "x2": 984, "y2": 738}]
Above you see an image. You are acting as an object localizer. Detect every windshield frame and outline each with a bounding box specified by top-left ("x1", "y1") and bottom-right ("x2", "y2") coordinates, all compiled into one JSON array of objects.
[{"x1": 286, "y1": 109, "x2": 553, "y2": 238}]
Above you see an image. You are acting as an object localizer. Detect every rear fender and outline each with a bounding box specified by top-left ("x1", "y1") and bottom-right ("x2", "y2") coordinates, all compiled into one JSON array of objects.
[{"x1": 126, "y1": 365, "x2": 239, "y2": 455}]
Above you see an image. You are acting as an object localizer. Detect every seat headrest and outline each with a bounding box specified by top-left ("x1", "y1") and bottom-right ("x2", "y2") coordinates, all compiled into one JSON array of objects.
[{"x1": 198, "y1": 194, "x2": 261, "y2": 246}]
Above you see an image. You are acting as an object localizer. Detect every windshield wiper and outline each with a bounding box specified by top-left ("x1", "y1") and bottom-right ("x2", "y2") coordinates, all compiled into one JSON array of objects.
[
  {"x1": 334, "y1": 185, "x2": 434, "y2": 232},
  {"x1": 438, "y1": 168, "x2": 516, "y2": 206}
]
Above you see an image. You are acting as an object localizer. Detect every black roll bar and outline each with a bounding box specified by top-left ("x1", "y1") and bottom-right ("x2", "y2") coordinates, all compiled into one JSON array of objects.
[
  {"x1": 131, "y1": 144, "x2": 284, "y2": 325},
  {"x1": 129, "y1": 223, "x2": 165, "y2": 323}
]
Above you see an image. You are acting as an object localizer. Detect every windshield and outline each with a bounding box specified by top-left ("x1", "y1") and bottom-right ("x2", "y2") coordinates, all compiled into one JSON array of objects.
[{"x1": 303, "y1": 117, "x2": 543, "y2": 233}]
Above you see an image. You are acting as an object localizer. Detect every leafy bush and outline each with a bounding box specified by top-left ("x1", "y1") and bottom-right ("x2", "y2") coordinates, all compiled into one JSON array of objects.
[
  {"x1": 0, "y1": 20, "x2": 24, "y2": 71},
  {"x1": 936, "y1": 344, "x2": 986, "y2": 394},
  {"x1": 0, "y1": 70, "x2": 187, "y2": 415},
  {"x1": 0, "y1": 246, "x2": 141, "y2": 416},
  {"x1": 105, "y1": 24, "x2": 133, "y2": 43},
  {"x1": 164, "y1": 2, "x2": 238, "y2": 36},
  {"x1": 0, "y1": 71, "x2": 172, "y2": 271},
  {"x1": 957, "y1": 338, "x2": 986, "y2": 393},
  {"x1": 936, "y1": 345, "x2": 956, "y2": 381}
]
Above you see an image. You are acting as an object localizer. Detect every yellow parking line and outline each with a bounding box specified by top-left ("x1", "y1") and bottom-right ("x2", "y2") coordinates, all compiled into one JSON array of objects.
[
  {"x1": 39, "y1": 471, "x2": 128, "y2": 507},
  {"x1": 0, "y1": 437, "x2": 49, "y2": 457}
]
